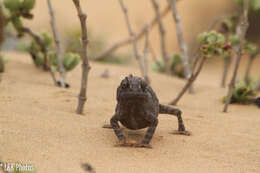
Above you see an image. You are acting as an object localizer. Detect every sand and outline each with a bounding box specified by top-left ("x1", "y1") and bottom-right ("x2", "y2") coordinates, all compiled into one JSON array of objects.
[
  {"x1": 0, "y1": 51, "x2": 259, "y2": 173},
  {"x1": 1, "y1": 1, "x2": 260, "y2": 172}
]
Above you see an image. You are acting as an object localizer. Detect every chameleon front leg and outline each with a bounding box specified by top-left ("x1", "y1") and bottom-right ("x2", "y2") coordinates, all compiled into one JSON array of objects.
[
  {"x1": 110, "y1": 114, "x2": 126, "y2": 143},
  {"x1": 135, "y1": 113, "x2": 158, "y2": 148},
  {"x1": 159, "y1": 104, "x2": 191, "y2": 135}
]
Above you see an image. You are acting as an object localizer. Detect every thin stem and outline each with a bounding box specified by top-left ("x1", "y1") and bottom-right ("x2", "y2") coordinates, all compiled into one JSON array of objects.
[
  {"x1": 151, "y1": 0, "x2": 170, "y2": 74},
  {"x1": 118, "y1": 0, "x2": 149, "y2": 82},
  {"x1": 47, "y1": 0, "x2": 66, "y2": 88},
  {"x1": 221, "y1": 56, "x2": 231, "y2": 88},
  {"x1": 93, "y1": 1, "x2": 182, "y2": 61},
  {"x1": 169, "y1": 0, "x2": 194, "y2": 93},
  {"x1": 223, "y1": 0, "x2": 250, "y2": 113},
  {"x1": 169, "y1": 56, "x2": 207, "y2": 105},
  {"x1": 149, "y1": 43, "x2": 161, "y2": 68},
  {"x1": 21, "y1": 27, "x2": 57, "y2": 85},
  {"x1": 256, "y1": 78, "x2": 260, "y2": 91},
  {"x1": 72, "y1": 0, "x2": 91, "y2": 115},
  {"x1": 244, "y1": 55, "x2": 256, "y2": 84},
  {"x1": 143, "y1": 24, "x2": 151, "y2": 84}
]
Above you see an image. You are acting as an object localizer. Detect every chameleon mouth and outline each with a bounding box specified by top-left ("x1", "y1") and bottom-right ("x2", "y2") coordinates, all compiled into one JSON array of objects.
[{"x1": 120, "y1": 92, "x2": 148, "y2": 100}]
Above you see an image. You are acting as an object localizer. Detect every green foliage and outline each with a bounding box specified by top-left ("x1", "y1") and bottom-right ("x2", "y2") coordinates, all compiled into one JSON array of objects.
[
  {"x1": 223, "y1": 81, "x2": 256, "y2": 104},
  {"x1": 62, "y1": 53, "x2": 80, "y2": 71},
  {"x1": 3, "y1": 0, "x2": 35, "y2": 35},
  {"x1": 236, "y1": 0, "x2": 260, "y2": 12},
  {"x1": 4, "y1": 0, "x2": 35, "y2": 13},
  {"x1": 51, "y1": 52, "x2": 81, "y2": 72},
  {"x1": 229, "y1": 34, "x2": 240, "y2": 45},
  {"x1": 4, "y1": 0, "x2": 21, "y2": 12},
  {"x1": 198, "y1": 30, "x2": 227, "y2": 57},
  {"x1": 244, "y1": 42, "x2": 259, "y2": 57},
  {"x1": 152, "y1": 53, "x2": 185, "y2": 78},
  {"x1": 41, "y1": 32, "x2": 52, "y2": 48},
  {"x1": 21, "y1": 0, "x2": 36, "y2": 11}
]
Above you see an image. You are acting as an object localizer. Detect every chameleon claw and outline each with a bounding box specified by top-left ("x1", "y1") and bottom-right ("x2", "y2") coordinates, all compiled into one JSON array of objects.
[
  {"x1": 171, "y1": 130, "x2": 192, "y2": 136},
  {"x1": 134, "y1": 142, "x2": 153, "y2": 149}
]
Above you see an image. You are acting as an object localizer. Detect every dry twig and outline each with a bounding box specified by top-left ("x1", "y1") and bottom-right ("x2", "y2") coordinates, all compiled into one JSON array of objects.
[
  {"x1": 256, "y1": 78, "x2": 260, "y2": 91},
  {"x1": 72, "y1": 0, "x2": 91, "y2": 114},
  {"x1": 47, "y1": 0, "x2": 66, "y2": 87},
  {"x1": 223, "y1": 0, "x2": 250, "y2": 112},
  {"x1": 221, "y1": 56, "x2": 231, "y2": 88},
  {"x1": 119, "y1": 0, "x2": 149, "y2": 83},
  {"x1": 93, "y1": 2, "x2": 176, "y2": 61},
  {"x1": 169, "y1": 56, "x2": 207, "y2": 105},
  {"x1": 168, "y1": 0, "x2": 194, "y2": 92},
  {"x1": 21, "y1": 27, "x2": 57, "y2": 85},
  {"x1": 244, "y1": 51, "x2": 259, "y2": 84},
  {"x1": 143, "y1": 25, "x2": 151, "y2": 83},
  {"x1": 151, "y1": 0, "x2": 170, "y2": 74}
]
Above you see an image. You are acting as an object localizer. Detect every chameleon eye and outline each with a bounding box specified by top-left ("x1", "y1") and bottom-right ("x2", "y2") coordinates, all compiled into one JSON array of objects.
[{"x1": 122, "y1": 83, "x2": 127, "y2": 89}]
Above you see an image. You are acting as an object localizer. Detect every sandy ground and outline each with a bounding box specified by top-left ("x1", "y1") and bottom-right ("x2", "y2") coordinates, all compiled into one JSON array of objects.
[{"x1": 0, "y1": 52, "x2": 259, "y2": 173}]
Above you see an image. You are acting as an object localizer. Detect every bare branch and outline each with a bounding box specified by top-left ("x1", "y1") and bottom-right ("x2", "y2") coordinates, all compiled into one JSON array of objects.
[
  {"x1": 223, "y1": 0, "x2": 250, "y2": 113},
  {"x1": 72, "y1": 0, "x2": 91, "y2": 115},
  {"x1": 21, "y1": 27, "x2": 57, "y2": 85},
  {"x1": 149, "y1": 43, "x2": 161, "y2": 67},
  {"x1": 151, "y1": 0, "x2": 170, "y2": 74},
  {"x1": 118, "y1": 0, "x2": 149, "y2": 83},
  {"x1": 143, "y1": 25, "x2": 151, "y2": 84},
  {"x1": 47, "y1": 0, "x2": 66, "y2": 88},
  {"x1": 221, "y1": 56, "x2": 231, "y2": 88},
  {"x1": 244, "y1": 51, "x2": 259, "y2": 84},
  {"x1": 256, "y1": 78, "x2": 260, "y2": 91},
  {"x1": 169, "y1": 56, "x2": 207, "y2": 105},
  {"x1": 93, "y1": 2, "x2": 174, "y2": 61},
  {"x1": 168, "y1": 0, "x2": 194, "y2": 93}
]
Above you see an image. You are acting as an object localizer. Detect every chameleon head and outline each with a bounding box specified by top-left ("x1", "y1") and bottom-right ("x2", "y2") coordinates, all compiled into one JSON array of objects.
[{"x1": 117, "y1": 74, "x2": 149, "y2": 101}]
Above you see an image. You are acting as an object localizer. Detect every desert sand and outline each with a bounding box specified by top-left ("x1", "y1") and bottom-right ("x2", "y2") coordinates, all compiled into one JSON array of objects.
[
  {"x1": 0, "y1": 51, "x2": 259, "y2": 173},
  {"x1": 1, "y1": 0, "x2": 260, "y2": 172}
]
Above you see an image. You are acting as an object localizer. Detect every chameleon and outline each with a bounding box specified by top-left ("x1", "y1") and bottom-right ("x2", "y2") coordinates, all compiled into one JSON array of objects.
[{"x1": 109, "y1": 74, "x2": 191, "y2": 148}]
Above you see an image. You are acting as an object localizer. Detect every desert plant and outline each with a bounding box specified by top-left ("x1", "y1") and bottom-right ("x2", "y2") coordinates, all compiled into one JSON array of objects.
[
  {"x1": 3, "y1": 0, "x2": 35, "y2": 36},
  {"x1": 51, "y1": 52, "x2": 81, "y2": 72},
  {"x1": 3, "y1": 0, "x2": 59, "y2": 85},
  {"x1": 169, "y1": 30, "x2": 230, "y2": 105},
  {"x1": 152, "y1": 53, "x2": 185, "y2": 78},
  {"x1": 223, "y1": 0, "x2": 250, "y2": 112},
  {"x1": 222, "y1": 81, "x2": 260, "y2": 108}
]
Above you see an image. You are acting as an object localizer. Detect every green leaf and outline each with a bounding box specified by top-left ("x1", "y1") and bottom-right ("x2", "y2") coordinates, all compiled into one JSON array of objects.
[
  {"x1": 62, "y1": 53, "x2": 81, "y2": 71},
  {"x1": 21, "y1": 0, "x2": 35, "y2": 11},
  {"x1": 4, "y1": 0, "x2": 21, "y2": 12}
]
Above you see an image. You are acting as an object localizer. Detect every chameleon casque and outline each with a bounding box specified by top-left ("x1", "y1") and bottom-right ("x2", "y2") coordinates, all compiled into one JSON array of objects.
[{"x1": 110, "y1": 74, "x2": 190, "y2": 148}]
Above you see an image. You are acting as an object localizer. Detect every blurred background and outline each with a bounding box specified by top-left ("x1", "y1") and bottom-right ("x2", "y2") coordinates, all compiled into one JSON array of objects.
[{"x1": 23, "y1": 0, "x2": 238, "y2": 55}]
